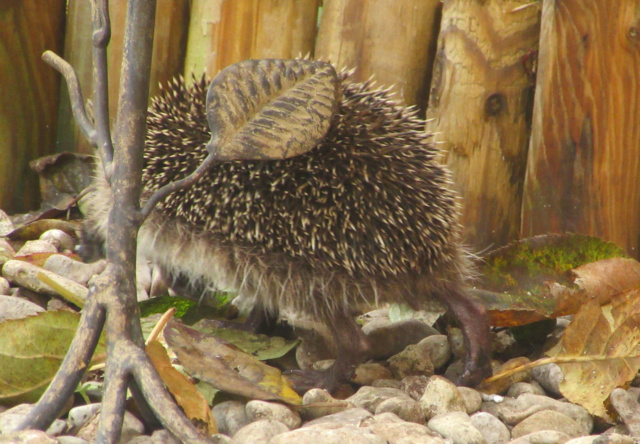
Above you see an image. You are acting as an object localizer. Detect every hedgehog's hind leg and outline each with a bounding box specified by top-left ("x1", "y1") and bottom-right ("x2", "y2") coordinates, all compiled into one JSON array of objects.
[
  {"x1": 439, "y1": 288, "x2": 492, "y2": 387},
  {"x1": 285, "y1": 309, "x2": 371, "y2": 394},
  {"x1": 243, "y1": 304, "x2": 280, "y2": 334}
]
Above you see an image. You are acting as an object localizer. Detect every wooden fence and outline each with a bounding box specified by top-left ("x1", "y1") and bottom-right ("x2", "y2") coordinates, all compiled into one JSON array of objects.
[{"x1": 0, "y1": 0, "x2": 639, "y2": 258}]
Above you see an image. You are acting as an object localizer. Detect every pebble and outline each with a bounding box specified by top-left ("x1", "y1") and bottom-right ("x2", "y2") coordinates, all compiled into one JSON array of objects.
[
  {"x1": 0, "y1": 238, "x2": 15, "y2": 266},
  {"x1": 15, "y1": 239, "x2": 58, "y2": 256},
  {"x1": 610, "y1": 388, "x2": 640, "y2": 438},
  {"x1": 245, "y1": 400, "x2": 301, "y2": 429},
  {"x1": 0, "y1": 276, "x2": 9, "y2": 295},
  {"x1": 304, "y1": 408, "x2": 373, "y2": 428},
  {"x1": 43, "y1": 255, "x2": 106, "y2": 286},
  {"x1": 40, "y1": 229, "x2": 75, "y2": 252},
  {"x1": 482, "y1": 393, "x2": 593, "y2": 435},
  {"x1": 362, "y1": 318, "x2": 439, "y2": 359},
  {"x1": 401, "y1": 375, "x2": 429, "y2": 400},
  {"x1": 0, "y1": 295, "x2": 45, "y2": 322},
  {"x1": 346, "y1": 386, "x2": 412, "y2": 413},
  {"x1": 374, "y1": 396, "x2": 424, "y2": 424},
  {"x1": 511, "y1": 409, "x2": 583, "y2": 439},
  {"x1": 508, "y1": 430, "x2": 572, "y2": 444},
  {"x1": 427, "y1": 411, "x2": 486, "y2": 444},
  {"x1": 211, "y1": 400, "x2": 250, "y2": 436},
  {"x1": 387, "y1": 334, "x2": 451, "y2": 379},
  {"x1": 0, "y1": 209, "x2": 14, "y2": 236},
  {"x1": 0, "y1": 404, "x2": 66, "y2": 437},
  {"x1": 566, "y1": 433, "x2": 635, "y2": 444},
  {"x1": 362, "y1": 412, "x2": 444, "y2": 443},
  {"x1": 232, "y1": 419, "x2": 290, "y2": 444},
  {"x1": 458, "y1": 387, "x2": 482, "y2": 414},
  {"x1": 269, "y1": 425, "x2": 386, "y2": 444},
  {"x1": 420, "y1": 375, "x2": 467, "y2": 419},
  {"x1": 507, "y1": 381, "x2": 547, "y2": 398},
  {"x1": 353, "y1": 363, "x2": 393, "y2": 386},
  {"x1": 532, "y1": 363, "x2": 564, "y2": 397},
  {"x1": 2, "y1": 260, "x2": 88, "y2": 303},
  {"x1": 470, "y1": 411, "x2": 511, "y2": 444}
]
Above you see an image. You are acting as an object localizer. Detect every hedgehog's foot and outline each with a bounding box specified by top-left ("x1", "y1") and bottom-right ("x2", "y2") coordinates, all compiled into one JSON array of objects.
[
  {"x1": 440, "y1": 289, "x2": 492, "y2": 387},
  {"x1": 286, "y1": 309, "x2": 371, "y2": 394}
]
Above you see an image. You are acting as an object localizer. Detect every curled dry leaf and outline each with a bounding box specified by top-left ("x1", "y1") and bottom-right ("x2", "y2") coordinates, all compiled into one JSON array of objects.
[
  {"x1": 146, "y1": 340, "x2": 217, "y2": 435},
  {"x1": 546, "y1": 290, "x2": 640, "y2": 420},
  {"x1": 206, "y1": 59, "x2": 340, "y2": 161},
  {"x1": 164, "y1": 320, "x2": 301, "y2": 405}
]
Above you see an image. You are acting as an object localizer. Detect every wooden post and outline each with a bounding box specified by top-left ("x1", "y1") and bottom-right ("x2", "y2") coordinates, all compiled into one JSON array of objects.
[
  {"x1": 56, "y1": 0, "x2": 189, "y2": 155},
  {"x1": 0, "y1": 0, "x2": 66, "y2": 213},
  {"x1": 426, "y1": 0, "x2": 540, "y2": 251},
  {"x1": 315, "y1": 0, "x2": 441, "y2": 108},
  {"x1": 522, "y1": 0, "x2": 640, "y2": 257},
  {"x1": 183, "y1": 0, "x2": 320, "y2": 80}
]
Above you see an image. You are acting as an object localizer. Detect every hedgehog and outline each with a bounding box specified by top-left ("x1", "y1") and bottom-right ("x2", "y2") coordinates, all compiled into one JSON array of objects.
[{"x1": 82, "y1": 59, "x2": 492, "y2": 392}]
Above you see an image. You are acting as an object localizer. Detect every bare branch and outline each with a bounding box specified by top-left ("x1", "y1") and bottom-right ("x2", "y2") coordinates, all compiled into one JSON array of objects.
[
  {"x1": 92, "y1": 0, "x2": 115, "y2": 181},
  {"x1": 15, "y1": 297, "x2": 106, "y2": 430},
  {"x1": 41, "y1": 51, "x2": 97, "y2": 146},
  {"x1": 139, "y1": 152, "x2": 220, "y2": 220}
]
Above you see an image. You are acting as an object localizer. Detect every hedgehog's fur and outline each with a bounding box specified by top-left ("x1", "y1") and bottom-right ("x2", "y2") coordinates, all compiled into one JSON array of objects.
[{"x1": 83, "y1": 70, "x2": 491, "y2": 390}]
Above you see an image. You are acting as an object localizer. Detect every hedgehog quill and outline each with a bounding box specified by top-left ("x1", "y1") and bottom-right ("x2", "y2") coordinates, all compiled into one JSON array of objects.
[{"x1": 83, "y1": 60, "x2": 492, "y2": 392}]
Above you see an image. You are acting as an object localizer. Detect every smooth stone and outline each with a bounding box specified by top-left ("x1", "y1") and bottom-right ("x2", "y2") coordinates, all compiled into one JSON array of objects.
[
  {"x1": 507, "y1": 381, "x2": 547, "y2": 398},
  {"x1": 304, "y1": 408, "x2": 373, "y2": 428},
  {"x1": 346, "y1": 386, "x2": 411, "y2": 413},
  {"x1": 374, "y1": 396, "x2": 424, "y2": 424},
  {"x1": 566, "y1": 433, "x2": 634, "y2": 444},
  {"x1": 302, "y1": 388, "x2": 336, "y2": 405},
  {"x1": 67, "y1": 403, "x2": 101, "y2": 429},
  {"x1": 458, "y1": 387, "x2": 483, "y2": 414},
  {"x1": 0, "y1": 430, "x2": 57, "y2": 443},
  {"x1": 245, "y1": 400, "x2": 301, "y2": 429},
  {"x1": 352, "y1": 363, "x2": 393, "y2": 386},
  {"x1": 232, "y1": 419, "x2": 289, "y2": 444},
  {"x1": 362, "y1": 318, "x2": 439, "y2": 359},
  {"x1": 401, "y1": 375, "x2": 429, "y2": 400},
  {"x1": 15, "y1": 239, "x2": 58, "y2": 256},
  {"x1": 0, "y1": 276, "x2": 10, "y2": 295},
  {"x1": 511, "y1": 409, "x2": 583, "y2": 439},
  {"x1": 470, "y1": 411, "x2": 510, "y2": 444},
  {"x1": 40, "y1": 229, "x2": 75, "y2": 252},
  {"x1": 211, "y1": 400, "x2": 249, "y2": 436},
  {"x1": 387, "y1": 335, "x2": 450, "y2": 379},
  {"x1": 532, "y1": 363, "x2": 564, "y2": 397},
  {"x1": 2, "y1": 260, "x2": 88, "y2": 303},
  {"x1": 481, "y1": 394, "x2": 593, "y2": 435},
  {"x1": 0, "y1": 210, "x2": 15, "y2": 236},
  {"x1": 0, "y1": 404, "x2": 64, "y2": 437},
  {"x1": 447, "y1": 327, "x2": 466, "y2": 360},
  {"x1": 56, "y1": 436, "x2": 91, "y2": 444},
  {"x1": 427, "y1": 411, "x2": 486, "y2": 444},
  {"x1": 0, "y1": 295, "x2": 44, "y2": 322},
  {"x1": 43, "y1": 255, "x2": 106, "y2": 286},
  {"x1": 126, "y1": 429, "x2": 182, "y2": 443},
  {"x1": 508, "y1": 430, "x2": 572, "y2": 444},
  {"x1": 370, "y1": 379, "x2": 403, "y2": 389},
  {"x1": 420, "y1": 375, "x2": 467, "y2": 419},
  {"x1": 609, "y1": 388, "x2": 640, "y2": 437},
  {"x1": 363, "y1": 412, "x2": 445, "y2": 443},
  {"x1": 0, "y1": 238, "x2": 15, "y2": 266},
  {"x1": 269, "y1": 425, "x2": 386, "y2": 444}
]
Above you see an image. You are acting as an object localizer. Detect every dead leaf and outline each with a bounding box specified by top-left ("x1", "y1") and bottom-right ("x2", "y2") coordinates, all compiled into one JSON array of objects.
[
  {"x1": 164, "y1": 320, "x2": 301, "y2": 405},
  {"x1": 547, "y1": 290, "x2": 640, "y2": 420},
  {"x1": 7, "y1": 219, "x2": 80, "y2": 241},
  {"x1": 146, "y1": 340, "x2": 217, "y2": 435},
  {"x1": 0, "y1": 310, "x2": 106, "y2": 405}
]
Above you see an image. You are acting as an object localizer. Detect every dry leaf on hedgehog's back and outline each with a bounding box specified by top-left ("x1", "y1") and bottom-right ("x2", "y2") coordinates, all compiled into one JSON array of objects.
[{"x1": 546, "y1": 290, "x2": 640, "y2": 420}]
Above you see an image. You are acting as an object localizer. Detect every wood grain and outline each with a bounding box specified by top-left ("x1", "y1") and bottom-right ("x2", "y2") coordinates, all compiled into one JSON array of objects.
[
  {"x1": 426, "y1": 0, "x2": 540, "y2": 251},
  {"x1": 315, "y1": 0, "x2": 441, "y2": 108},
  {"x1": 522, "y1": 0, "x2": 640, "y2": 257},
  {"x1": 183, "y1": 0, "x2": 320, "y2": 80},
  {"x1": 0, "y1": 0, "x2": 66, "y2": 213}
]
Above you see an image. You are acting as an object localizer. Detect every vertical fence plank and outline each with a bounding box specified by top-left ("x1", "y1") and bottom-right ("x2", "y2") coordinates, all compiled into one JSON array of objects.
[
  {"x1": 522, "y1": 0, "x2": 640, "y2": 257},
  {"x1": 0, "y1": 0, "x2": 66, "y2": 213},
  {"x1": 315, "y1": 0, "x2": 441, "y2": 108},
  {"x1": 183, "y1": 0, "x2": 319, "y2": 80},
  {"x1": 425, "y1": 0, "x2": 540, "y2": 251},
  {"x1": 57, "y1": 0, "x2": 189, "y2": 155}
]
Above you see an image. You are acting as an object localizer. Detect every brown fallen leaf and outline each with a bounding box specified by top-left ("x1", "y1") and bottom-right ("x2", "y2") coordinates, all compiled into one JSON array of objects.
[
  {"x1": 146, "y1": 340, "x2": 217, "y2": 435},
  {"x1": 164, "y1": 320, "x2": 301, "y2": 405},
  {"x1": 548, "y1": 290, "x2": 640, "y2": 420}
]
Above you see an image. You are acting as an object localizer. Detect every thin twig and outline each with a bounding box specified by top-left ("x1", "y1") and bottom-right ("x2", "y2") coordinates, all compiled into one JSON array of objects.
[
  {"x1": 41, "y1": 51, "x2": 96, "y2": 146},
  {"x1": 92, "y1": 0, "x2": 115, "y2": 182},
  {"x1": 139, "y1": 152, "x2": 220, "y2": 220}
]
